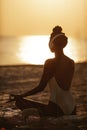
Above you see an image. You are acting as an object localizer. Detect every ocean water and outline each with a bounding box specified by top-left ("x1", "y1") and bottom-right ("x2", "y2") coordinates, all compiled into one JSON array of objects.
[
  {"x1": 0, "y1": 65, "x2": 43, "y2": 93},
  {"x1": 0, "y1": 63, "x2": 87, "y2": 117},
  {"x1": 0, "y1": 36, "x2": 87, "y2": 65},
  {"x1": 0, "y1": 36, "x2": 87, "y2": 123},
  {"x1": 0, "y1": 59, "x2": 87, "y2": 130}
]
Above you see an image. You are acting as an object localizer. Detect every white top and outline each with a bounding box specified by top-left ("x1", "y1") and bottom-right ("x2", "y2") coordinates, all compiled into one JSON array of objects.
[{"x1": 48, "y1": 77, "x2": 75, "y2": 115}]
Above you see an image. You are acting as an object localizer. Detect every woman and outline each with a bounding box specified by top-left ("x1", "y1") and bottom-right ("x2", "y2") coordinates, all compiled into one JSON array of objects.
[{"x1": 11, "y1": 26, "x2": 76, "y2": 117}]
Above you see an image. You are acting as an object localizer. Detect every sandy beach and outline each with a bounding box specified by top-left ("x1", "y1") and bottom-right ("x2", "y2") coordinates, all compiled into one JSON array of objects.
[{"x1": 0, "y1": 62, "x2": 87, "y2": 130}]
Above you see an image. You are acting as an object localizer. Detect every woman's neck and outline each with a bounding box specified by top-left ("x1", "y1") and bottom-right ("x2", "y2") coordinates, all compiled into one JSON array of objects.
[{"x1": 54, "y1": 50, "x2": 64, "y2": 59}]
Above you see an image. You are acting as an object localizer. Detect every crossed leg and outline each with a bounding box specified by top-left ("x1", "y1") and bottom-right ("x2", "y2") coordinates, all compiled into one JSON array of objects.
[{"x1": 15, "y1": 97, "x2": 64, "y2": 117}]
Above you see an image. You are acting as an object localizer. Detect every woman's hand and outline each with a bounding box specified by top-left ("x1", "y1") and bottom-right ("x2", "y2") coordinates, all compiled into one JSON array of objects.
[
  {"x1": 10, "y1": 94, "x2": 23, "y2": 99},
  {"x1": 6, "y1": 94, "x2": 23, "y2": 103}
]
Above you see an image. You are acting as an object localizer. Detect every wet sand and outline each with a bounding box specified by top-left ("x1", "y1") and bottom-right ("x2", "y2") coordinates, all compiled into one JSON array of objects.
[{"x1": 0, "y1": 62, "x2": 87, "y2": 129}]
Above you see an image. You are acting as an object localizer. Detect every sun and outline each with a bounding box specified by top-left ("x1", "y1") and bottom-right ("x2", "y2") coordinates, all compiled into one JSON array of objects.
[{"x1": 18, "y1": 36, "x2": 54, "y2": 65}]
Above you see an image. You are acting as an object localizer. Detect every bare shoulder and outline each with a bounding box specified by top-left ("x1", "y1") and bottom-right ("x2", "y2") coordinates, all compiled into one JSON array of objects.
[
  {"x1": 64, "y1": 55, "x2": 75, "y2": 69},
  {"x1": 44, "y1": 58, "x2": 55, "y2": 72},
  {"x1": 45, "y1": 58, "x2": 55, "y2": 66}
]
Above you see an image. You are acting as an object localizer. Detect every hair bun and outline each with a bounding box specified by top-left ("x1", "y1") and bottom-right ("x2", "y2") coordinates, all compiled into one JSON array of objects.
[{"x1": 53, "y1": 26, "x2": 62, "y2": 34}]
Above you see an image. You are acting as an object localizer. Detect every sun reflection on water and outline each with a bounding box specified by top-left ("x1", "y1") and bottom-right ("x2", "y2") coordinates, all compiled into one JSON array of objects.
[
  {"x1": 18, "y1": 36, "x2": 54, "y2": 65},
  {"x1": 17, "y1": 36, "x2": 87, "y2": 65}
]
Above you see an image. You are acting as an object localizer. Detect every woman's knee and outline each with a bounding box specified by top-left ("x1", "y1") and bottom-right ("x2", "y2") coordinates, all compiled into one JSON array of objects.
[{"x1": 15, "y1": 98, "x2": 26, "y2": 110}]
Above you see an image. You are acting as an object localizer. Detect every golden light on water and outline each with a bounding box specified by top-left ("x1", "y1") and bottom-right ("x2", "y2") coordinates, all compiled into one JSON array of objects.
[
  {"x1": 17, "y1": 36, "x2": 86, "y2": 65},
  {"x1": 64, "y1": 38, "x2": 78, "y2": 61},
  {"x1": 18, "y1": 36, "x2": 54, "y2": 65},
  {"x1": 0, "y1": 36, "x2": 87, "y2": 65}
]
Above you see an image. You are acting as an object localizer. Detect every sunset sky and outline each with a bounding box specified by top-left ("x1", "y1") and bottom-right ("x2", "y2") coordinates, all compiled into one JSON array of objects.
[
  {"x1": 0, "y1": 0, "x2": 87, "y2": 65},
  {"x1": 0, "y1": 0, "x2": 87, "y2": 38}
]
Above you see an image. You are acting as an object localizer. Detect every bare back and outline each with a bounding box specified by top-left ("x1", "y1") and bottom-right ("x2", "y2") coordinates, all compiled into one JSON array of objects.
[
  {"x1": 46, "y1": 54, "x2": 75, "y2": 90},
  {"x1": 55, "y1": 55, "x2": 74, "y2": 90}
]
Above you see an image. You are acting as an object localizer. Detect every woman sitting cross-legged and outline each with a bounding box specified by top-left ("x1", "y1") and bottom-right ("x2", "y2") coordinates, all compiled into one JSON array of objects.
[{"x1": 10, "y1": 25, "x2": 76, "y2": 117}]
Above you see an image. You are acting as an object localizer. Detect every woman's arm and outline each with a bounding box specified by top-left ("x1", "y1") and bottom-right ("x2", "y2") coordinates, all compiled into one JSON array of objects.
[
  {"x1": 21, "y1": 60, "x2": 53, "y2": 97},
  {"x1": 21, "y1": 82, "x2": 45, "y2": 97},
  {"x1": 22, "y1": 61, "x2": 53, "y2": 97},
  {"x1": 11, "y1": 60, "x2": 54, "y2": 98}
]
